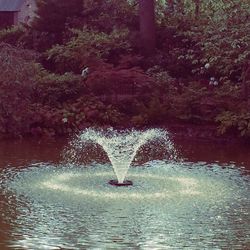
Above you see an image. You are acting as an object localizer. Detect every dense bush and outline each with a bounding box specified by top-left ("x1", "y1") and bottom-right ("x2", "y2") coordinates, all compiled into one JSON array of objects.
[
  {"x1": 216, "y1": 109, "x2": 250, "y2": 137},
  {"x1": 34, "y1": 72, "x2": 86, "y2": 105},
  {"x1": 28, "y1": 96, "x2": 124, "y2": 136}
]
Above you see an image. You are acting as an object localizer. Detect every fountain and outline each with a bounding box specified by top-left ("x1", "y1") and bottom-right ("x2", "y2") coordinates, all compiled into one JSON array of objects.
[
  {"x1": 67, "y1": 128, "x2": 176, "y2": 186},
  {"x1": 0, "y1": 128, "x2": 249, "y2": 249}
]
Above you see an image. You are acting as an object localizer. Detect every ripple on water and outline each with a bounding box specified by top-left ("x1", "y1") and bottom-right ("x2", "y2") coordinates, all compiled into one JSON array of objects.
[{"x1": 0, "y1": 161, "x2": 249, "y2": 249}]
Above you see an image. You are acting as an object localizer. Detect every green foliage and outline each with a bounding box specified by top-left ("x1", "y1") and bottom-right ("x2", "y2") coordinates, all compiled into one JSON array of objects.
[
  {"x1": 0, "y1": 44, "x2": 41, "y2": 135},
  {"x1": 46, "y1": 28, "x2": 131, "y2": 73},
  {"x1": 216, "y1": 110, "x2": 250, "y2": 137},
  {"x1": 131, "y1": 94, "x2": 170, "y2": 126},
  {"x1": 75, "y1": 0, "x2": 138, "y2": 32},
  {"x1": 0, "y1": 26, "x2": 25, "y2": 46},
  {"x1": 0, "y1": 43, "x2": 41, "y2": 84},
  {"x1": 147, "y1": 66, "x2": 176, "y2": 91},
  {"x1": 31, "y1": 96, "x2": 124, "y2": 136},
  {"x1": 145, "y1": 67, "x2": 236, "y2": 124},
  {"x1": 35, "y1": 72, "x2": 86, "y2": 105},
  {"x1": 158, "y1": 0, "x2": 250, "y2": 83},
  {"x1": 186, "y1": 22, "x2": 250, "y2": 82},
  {"x1": 0, "y1": 0, "x2": 250, "y2": 138},
  {"x1": 33, "y1": 0, "x2": 83, "y2": 34},
  {"x1": 86, "y1": 66, "x2": 153, "y2": 95},
  {"x1": 29, "y1": 0, "x2": 84, "y2": 50}
]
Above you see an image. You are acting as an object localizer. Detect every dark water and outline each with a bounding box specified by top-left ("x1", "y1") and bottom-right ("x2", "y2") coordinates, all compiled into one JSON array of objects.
[{"x1": 0, "y1": 135, "x2": 249, "y2": 249}]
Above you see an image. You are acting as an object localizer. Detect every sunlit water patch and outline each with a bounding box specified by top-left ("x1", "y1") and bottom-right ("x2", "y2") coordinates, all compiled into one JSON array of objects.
[{"x1": 0, "y1": 161, "x2": 249, "y2": 249}]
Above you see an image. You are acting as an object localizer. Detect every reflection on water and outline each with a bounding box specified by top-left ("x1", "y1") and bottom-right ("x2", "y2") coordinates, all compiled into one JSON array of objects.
[{"x1": 0, "y1": 137, "x2": 249, "y2": 249}]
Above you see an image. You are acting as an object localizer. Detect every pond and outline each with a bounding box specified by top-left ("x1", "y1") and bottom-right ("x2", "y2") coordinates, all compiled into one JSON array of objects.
[{"x1": 0, "y1": 130, "x2": 249, "y2": 249}]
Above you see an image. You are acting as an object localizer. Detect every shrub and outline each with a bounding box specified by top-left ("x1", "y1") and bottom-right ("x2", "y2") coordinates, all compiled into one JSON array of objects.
[
  {"x1": 157, "y1": 1, "x2": 250, "y2": 89},
  {"x1": 34, "y1": 72, "x2": 87, "y2": 105},
  {"x1": 216, "y1": 107, "x2": 250, "y2": 137},
  {"x1": 46, "y1": 28, "x2": 132, "y2": 73},
  {"x1": 0, "y1": 26, "x2": 26, "y2": 46},
  {"x1": 131, "y1": 94, "x2": 170, "y2": 126},
  {"x1": 29, "y1": 95, "x2": 124, "y2": 136},
  {"x1": 85, "y1": 66, "x2": 154, "y2": 96}
]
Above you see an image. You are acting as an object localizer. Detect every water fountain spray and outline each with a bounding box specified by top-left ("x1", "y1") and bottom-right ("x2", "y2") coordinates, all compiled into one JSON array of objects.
[{"x1": 69, "y1": 128, "x2": 175, "y2": 186}]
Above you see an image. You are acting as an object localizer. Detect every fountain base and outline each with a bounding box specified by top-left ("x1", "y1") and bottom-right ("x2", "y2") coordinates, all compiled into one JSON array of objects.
[{"x1": 108, "y1": 180, "x2": 133, "y2": 187}]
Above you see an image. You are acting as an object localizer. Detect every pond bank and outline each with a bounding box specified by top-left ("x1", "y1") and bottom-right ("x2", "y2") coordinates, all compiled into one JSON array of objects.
[{"x1": 0, "y1": 122, "x2": 249, "y2": 144}]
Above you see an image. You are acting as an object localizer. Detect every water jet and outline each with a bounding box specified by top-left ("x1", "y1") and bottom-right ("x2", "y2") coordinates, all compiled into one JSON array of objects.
[{"x1": 67, "y1": 128, "x2": 175, "y2": 185}]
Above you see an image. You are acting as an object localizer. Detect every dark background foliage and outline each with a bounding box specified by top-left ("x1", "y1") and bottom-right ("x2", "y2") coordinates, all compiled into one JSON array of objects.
[{"x1": 0, "y1": 0, "x2": 249, "y2": 137}]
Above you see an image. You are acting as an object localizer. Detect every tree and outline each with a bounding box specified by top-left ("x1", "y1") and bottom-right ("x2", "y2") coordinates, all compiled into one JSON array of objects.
[
  {"x1": 32, "y1": 0, "x2": 83, "y2": 35},
  {"x1": 80, "y1": 0, "x2": 138, "y2": 32},
  {"x1": 139, "y1": 0, "x2": 156, "y2": 56}
]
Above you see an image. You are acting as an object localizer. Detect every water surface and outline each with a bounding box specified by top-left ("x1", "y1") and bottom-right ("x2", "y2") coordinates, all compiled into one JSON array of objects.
[{"x1": 0, "y1": 135, "x2": 249, "y2": 249}]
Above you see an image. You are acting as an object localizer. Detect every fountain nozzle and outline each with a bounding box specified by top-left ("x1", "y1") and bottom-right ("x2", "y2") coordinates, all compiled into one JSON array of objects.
[{"x1": 108, "y1": 180, "x2": 133, "y2": 187}]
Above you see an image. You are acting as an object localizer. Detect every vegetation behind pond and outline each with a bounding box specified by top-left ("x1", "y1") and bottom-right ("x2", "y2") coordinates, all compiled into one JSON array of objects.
[{"x1": 0, "y1": 0, "x2": 249, "y2": 138}]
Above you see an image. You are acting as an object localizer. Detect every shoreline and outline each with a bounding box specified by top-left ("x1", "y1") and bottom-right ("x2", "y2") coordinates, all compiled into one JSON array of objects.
[{"x1": 0, "y1": 122, "x2": 249, "y2": 144}]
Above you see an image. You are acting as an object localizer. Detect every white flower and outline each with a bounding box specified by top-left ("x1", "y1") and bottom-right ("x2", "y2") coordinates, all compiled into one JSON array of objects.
[
  {"x1": 210, "y1": 77, "x2": 215, "y2": 81},
  {"x1": 62, "y1": 118, "x2": 68, "y2": 123},
  {"x1": 204, "y1": 63, "x2": 210, "y2": 69},
  {"x1": 213, "y1": 81, "x2": 218, "y2": 86}
]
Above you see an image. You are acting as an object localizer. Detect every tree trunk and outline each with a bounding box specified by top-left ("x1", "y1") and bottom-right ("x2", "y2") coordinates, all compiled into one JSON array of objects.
[{"x1": 139, "y1": 0, "x2": 156, "y2": 56}]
